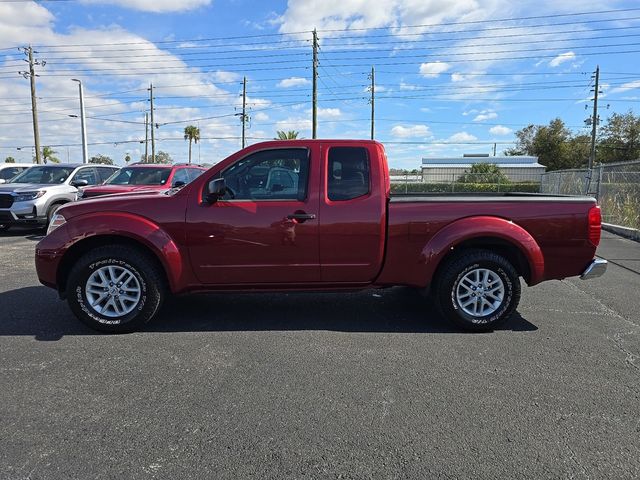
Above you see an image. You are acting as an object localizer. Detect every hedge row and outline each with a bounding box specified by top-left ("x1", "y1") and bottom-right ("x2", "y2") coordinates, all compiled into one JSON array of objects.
[{"x1": 390, "y1": 182, "x2": 541, "y2": 194}]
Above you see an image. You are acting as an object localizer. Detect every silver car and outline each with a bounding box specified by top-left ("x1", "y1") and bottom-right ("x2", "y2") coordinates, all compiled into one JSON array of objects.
[{"x1": 0, "y1": 163, "x2": 119, "y2": 231}]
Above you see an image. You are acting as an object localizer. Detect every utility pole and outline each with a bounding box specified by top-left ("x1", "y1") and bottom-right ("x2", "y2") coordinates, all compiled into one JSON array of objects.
[
  {"x1": 19, "y1": 46, "x2": 43, "y2": 164},
  {"x1": 312, "y1": 28, "x2": 318, "y2": 139},
  {"x1": 144, "y1": 112, "x2": 149, "y2": 163},
  {"x1": 368, "y1": 66, "x2": 375, "y2": 140},
  {"x1": 493, "y1": 143, "x2": 497, "y2": 157},
  {"x1": 241, "y1": 76, "x2": 247, "y2": 148},
  {"x1": 588, "y1": 66, "x2": 600, "y2": 171},
  {"x1": 71, "y1": 79, "x2": 88, "y2": 163},
  {"x1": 149, "y1": 83, "x2": 155, "y2": 163}
]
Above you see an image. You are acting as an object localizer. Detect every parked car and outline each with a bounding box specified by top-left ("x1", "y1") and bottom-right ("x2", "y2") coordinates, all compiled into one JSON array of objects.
[
  {"x1": 0, "y1": 163, "x2": 33, "y2": 184},
  {"x1": 36, "y1": 140, "x2": 606, "y2": 333},
  {"x1": 78, "y1": 163, "x2": 206, "y2": 199},
  {"x1": 0, "y1": 163, "x2": 119, "y2": 231}
]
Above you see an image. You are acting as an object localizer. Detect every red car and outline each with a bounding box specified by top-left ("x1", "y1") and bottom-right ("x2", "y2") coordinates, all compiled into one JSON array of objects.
[
  {"x1": 36, "y1": 140, "x2": 606, "y2": 333},
  {"x1": 79, "y1": 163, "x2": 206, "y2": 199}
]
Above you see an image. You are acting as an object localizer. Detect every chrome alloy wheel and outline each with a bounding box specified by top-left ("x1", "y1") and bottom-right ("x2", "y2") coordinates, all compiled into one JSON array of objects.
[
  {"x1": 455, "y1": 268, "x2": 505, "y2": 317},
  {"x1": 85, "y1": 265, "x2": 141, "y2": 318}
]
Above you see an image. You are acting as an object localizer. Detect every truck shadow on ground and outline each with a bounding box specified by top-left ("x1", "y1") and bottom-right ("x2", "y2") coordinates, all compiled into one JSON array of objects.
[{"x1": 0, "y1": 286, "x2": 538, "y2": 340}]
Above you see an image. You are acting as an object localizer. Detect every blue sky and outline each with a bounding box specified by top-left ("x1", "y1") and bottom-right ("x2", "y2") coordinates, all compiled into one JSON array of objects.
[{"x1": 1, "y1": 0, "x2": 639, "y2": 169}]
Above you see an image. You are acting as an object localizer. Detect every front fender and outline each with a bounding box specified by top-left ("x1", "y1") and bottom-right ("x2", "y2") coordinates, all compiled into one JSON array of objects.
[
  {"x1": 422, "y1": 216, "x2": 545, "y2": 286},
  {"x1": 63, "y1": 212, "x2": 185, "y2": 292}
]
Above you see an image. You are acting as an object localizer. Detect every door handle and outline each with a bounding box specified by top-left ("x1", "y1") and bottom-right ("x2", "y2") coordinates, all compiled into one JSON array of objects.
[{"x1": 287, "y1": 212, "x2": 316, "y2": 222}]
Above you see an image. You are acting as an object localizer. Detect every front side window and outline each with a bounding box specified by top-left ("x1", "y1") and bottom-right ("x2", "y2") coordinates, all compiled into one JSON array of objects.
[
  {"x1": 97, "y1": 167, "x2": 118, "y2": 183},
  {"x1": 71, "y1": 168, "x2": 98, "y2": 185},
  {"x1": 171, "y1": 169, "x2": 190, "y2": 186},
  {"x1": 219, "y1": 148, "x2": 309, "y2": 201},
  {"x1": 327, "y1": 147, "x2": 370, "y2": 201},
  {"x1": 11, "y1": 166, "x2": 75, "y2": 184}
]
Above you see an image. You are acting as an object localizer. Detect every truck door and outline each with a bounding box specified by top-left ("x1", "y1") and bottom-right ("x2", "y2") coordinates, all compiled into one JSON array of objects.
[
  {"x1": 318, "y1": 144, "x2": 387, "y2": 283},
  {"x1": 186, "y1": 146, "x2": 321, "y2": 285}
]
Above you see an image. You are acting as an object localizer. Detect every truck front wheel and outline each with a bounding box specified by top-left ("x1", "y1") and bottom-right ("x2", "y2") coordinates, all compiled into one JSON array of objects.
[
  {"x1": 434, "y1": 249, "x2": 521, "y2": 332},
  {"x1": 66, "y1": 245, "x2": 165, "y2": 333}
]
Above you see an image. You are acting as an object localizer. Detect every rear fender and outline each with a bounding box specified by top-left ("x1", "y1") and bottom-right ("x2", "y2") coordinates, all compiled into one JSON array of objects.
[
  {"x1": 422, "y1": 216, "x2": 545, "y2": 286},
  {"x1": 64, "y1": 212, "x2": 185, "y2": 292}
]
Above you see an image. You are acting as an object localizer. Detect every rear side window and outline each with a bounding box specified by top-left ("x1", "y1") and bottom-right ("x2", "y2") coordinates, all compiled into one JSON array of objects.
[{"x1": 327, "y1": 147, "x2": 370, "y2": 201}]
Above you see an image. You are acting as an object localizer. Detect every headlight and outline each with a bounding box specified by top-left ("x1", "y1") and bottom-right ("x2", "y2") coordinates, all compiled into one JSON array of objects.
[
  {"x1": 13, "y1": 190, "x2": 46, "y2": 202},
  {"x1": 46, "y1": 213, "x2": 66, "y2": 235}
]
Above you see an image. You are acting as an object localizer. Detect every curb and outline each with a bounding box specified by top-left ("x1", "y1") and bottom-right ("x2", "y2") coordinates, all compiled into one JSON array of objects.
[{"x1": 602, "y1": 223, "x2": 640, "y2": 243}]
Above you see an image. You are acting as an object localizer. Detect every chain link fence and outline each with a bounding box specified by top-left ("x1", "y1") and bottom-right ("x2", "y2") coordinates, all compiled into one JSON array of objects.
[
  {"x1": 540, "y1": 160, "x2": 640, "y2": 229},
  {"x1": 390, "y1": 162, "x2": 640, "y2": 230}
]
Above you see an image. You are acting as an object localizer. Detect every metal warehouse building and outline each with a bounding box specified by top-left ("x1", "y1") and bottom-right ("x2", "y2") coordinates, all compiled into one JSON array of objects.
[{"x1": 421, "y1": 154, "x2": 546, "y2": 183}]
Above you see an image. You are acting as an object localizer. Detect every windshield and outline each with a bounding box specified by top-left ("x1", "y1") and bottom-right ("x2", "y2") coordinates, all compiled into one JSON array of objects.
[
  {"x1": 105, "y1": 167, "x2": 171, "y2": 186},
  {"x1": 10, "y1": 166, "x2": 75, "y2": 185}
]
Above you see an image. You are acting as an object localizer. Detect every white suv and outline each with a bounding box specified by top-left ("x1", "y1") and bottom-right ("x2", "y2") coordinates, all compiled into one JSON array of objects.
[
  {"x1": 0, "y1": 163, "x2": 33, "y2": 184},
  {"x1": 0, "y1": 163, "x2": 119, "y2": 231}
]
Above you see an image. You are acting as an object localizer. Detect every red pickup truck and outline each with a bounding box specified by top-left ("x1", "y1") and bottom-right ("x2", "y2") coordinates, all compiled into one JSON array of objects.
[{"x1": 35, "y1": 140, "x2": 606, "y2": 333}]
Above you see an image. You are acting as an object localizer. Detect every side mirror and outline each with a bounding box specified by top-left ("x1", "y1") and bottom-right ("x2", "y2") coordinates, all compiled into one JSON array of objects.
[
  {"x1": 71, "y1": 179, "x2": 89, "y2": 187},
  {"x1": 204, "y1": 178, "x2": 226, "y2": 204},
  {"x1": 172, "y1": 180, "x2": 186, "y2": 189}
]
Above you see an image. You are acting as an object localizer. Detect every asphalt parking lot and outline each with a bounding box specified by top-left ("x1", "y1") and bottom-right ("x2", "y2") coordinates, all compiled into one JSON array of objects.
[{"x1": 0, "y1": 229, "x2": 638, "y2": 479}]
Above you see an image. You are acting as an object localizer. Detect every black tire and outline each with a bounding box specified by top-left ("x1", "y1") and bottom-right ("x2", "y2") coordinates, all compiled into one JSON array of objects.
[
  {"x1": 66, "y1": 245, "x2": 166, "y2": 333},
  {"x1": 433, "y1": 249, "x2": 521, "y2": 332}
]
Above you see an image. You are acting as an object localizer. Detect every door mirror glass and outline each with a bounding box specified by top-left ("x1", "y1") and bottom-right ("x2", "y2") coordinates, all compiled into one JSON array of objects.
[{"x1": 204, "y1": 178, "x2": 226, "y2": 203}]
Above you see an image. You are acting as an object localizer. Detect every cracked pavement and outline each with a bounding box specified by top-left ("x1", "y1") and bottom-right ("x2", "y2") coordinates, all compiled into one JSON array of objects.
[{"x1": 0, "y1": 229, "x2": 638, "y2": 479}]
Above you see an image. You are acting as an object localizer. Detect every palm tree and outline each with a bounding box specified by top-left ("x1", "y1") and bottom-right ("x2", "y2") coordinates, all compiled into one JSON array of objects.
[
  {"x1": 184, "y1": 125, "x2": 200, "y2": 164},
  {"x1": 275, "y1": 130, "x2": 300, "y2": 140},
  {"x1": 42, "y1": 146, "x2": 59, "y2": 164}
]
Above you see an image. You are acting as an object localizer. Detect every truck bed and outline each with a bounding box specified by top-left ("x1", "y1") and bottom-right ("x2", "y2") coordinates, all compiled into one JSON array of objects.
[{"x1": 390, "y1": 192, "x2": 595, "y2": 203}]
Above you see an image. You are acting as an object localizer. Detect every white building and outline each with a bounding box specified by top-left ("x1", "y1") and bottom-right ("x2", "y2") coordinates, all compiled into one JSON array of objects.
[{"x1": 421, "y1": 154, "x2": 546, "y2": 183}]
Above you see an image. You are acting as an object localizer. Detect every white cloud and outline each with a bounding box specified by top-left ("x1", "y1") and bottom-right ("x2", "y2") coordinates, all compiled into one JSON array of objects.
[
  {"x1": 253, "y1": 112, "x2": 269, "y2": 122},
  {"x1": 473, "y1": 110, "x2": 497, "y2": 122},
  {"x1": 549, "y1": 51, "x2": 576, "y2": 68},
  {"x1": 317, "y1": 107, "x2": 342, "y2": 119},
  {"x1": 390, "y1": 124, "x2": 432, "y2": 138},
  {"x1": 79, "y1": 0, "x2": 212, "y2": 13},
  {"x1": 489, "y1": 125, "x2": 512, "y2": 136},
  {"x1": 448, "y1": 132, "x2": 477, "y2": 142},
  {"x1": 610, "y1": 80, "x2": 640, "y2": 94},
  {"x1": 277, "y1": 77, "x2": 311, "y2": 88},
  {"x1": 419, "y1": 61, "x2": 451, "y2": 78}
]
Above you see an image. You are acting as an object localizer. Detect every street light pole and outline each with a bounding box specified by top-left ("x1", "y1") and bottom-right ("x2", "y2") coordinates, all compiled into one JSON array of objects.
[{"x1": 71, "y1": 79, "x2": 88, "y2": 163}]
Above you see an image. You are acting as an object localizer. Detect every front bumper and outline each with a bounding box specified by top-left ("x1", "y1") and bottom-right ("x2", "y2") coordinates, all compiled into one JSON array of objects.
[
  {"x1": 0, "y1": 199, "x2": 47, "y2": 225},
  {"x1": 580, "y1": 258, "x2": 608, "y2": 280}
]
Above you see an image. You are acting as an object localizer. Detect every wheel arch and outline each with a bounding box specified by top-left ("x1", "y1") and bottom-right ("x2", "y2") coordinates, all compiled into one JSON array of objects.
[
  {"x1": 56, "y1": 234, "x2": 173, "y2": 298},
  {"x1": 422, "y1": 216, "x2": 545, "y2": 288}
]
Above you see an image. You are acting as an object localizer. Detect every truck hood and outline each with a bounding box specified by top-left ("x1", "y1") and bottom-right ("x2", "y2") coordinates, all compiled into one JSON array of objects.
[
  {"x1": 81, "y1": 184, "x2": 167, "y2": 198},
  {"x1": 60, "y1": 189, "x2": 170, "y2": 220},
  {"x1": 0, "y1": 183, "x2": 67, "y2": 194}
]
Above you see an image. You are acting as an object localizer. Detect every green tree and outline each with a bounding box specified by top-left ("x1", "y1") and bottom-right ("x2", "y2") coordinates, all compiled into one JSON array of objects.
[
  {"x1": 458, "y1": 163, "x2": 510, "y2": 184},
  {"x1": 42, "y1": 146, "x2": 60, "y2": 164},
  {"x1": 505, "y1": 118, "x2": 582, "y2": 171},
  {"x1": 597, "y1": 110, "x2": 640, "y2": 164},
  {"x1": 4, "y1": 157, "x2": 15, "y2": 163},
  {"x1": 89, "y1": 154, "x2": 114, "y2": 165},
  {"x1": 141, "y1": 150, "x2": 172, "y2": 164},
  {"x1": 275, "y1": 130, "x2": 300, "y2": 140},
  {"x1": 183, "y1": 125, "x2": 200, "y2": 165}
]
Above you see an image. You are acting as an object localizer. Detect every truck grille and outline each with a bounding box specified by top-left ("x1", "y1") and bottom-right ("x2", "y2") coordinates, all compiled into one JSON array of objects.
[{"x1": 0, "y1": 194, "x2": 13, "y2": 208}]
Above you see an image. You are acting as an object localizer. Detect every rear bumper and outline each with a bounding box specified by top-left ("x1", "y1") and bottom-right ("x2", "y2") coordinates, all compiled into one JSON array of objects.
[{"x1": 580, "y1": 258, "x2": 608, "y2": 280}]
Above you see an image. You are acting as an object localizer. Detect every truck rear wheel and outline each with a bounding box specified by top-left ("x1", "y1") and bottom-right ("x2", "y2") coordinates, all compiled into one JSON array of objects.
[
  {"x1": 66, "y1": 245, "x2": 165, "y2": 333},
  {"x1": 434, "y1": 249, "x2": 521, "y2": 332}
]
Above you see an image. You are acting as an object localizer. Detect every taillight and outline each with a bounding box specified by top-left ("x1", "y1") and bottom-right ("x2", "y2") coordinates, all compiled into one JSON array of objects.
[{"x1": 588, "y1": 205, "x2": 602, "y2": 247}]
